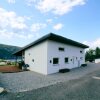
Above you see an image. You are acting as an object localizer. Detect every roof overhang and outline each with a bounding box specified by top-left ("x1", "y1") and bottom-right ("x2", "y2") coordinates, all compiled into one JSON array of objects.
[{"x1": 13, "y1": 33, "x2": 89, "y2": 56}]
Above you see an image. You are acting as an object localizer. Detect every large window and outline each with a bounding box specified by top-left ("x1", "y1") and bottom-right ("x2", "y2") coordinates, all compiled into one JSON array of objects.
[
  {"x1": 65, "y1": 57, "x2": 68, "y2": 63},
  {"x1": 59, "y1": 47, "x2": 64, "y2": 51},
  {"x1": 53, "y1": 58, "x2": 59, "y2": 64}
]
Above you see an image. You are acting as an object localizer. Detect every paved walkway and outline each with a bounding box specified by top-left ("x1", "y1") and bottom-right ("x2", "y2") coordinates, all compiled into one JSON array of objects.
[{"x1": 0, "y1": 63, "x2": 100, "y2": 92}]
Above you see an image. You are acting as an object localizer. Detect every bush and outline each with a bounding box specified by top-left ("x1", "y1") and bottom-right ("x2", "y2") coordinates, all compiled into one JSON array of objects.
[
  {"x1": 59, "y1": 68, "x2": 70, "y2": 73},
  {"x1": 6, "y1": 61, "x2": 11, "y2": 65},
  {"x1": 0, "y1": 59, "x2": 4, "y2": 62},
  {"x1": 81, "y1": 64, "x2": 87, "y2": 67},
  {"x1": 18, "y1": 61, "x2": 25, "y2": 69}
]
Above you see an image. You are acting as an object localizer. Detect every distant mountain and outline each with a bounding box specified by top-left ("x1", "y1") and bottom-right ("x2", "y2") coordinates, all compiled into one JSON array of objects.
[{"x1": 0, "y1": 44, "x2": 22, "y2": 59}]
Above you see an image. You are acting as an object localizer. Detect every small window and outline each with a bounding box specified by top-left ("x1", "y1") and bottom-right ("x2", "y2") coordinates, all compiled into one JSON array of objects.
[
  {"x1": 80, "y1": 51, "x2": 83, "y2": 53},
  {"x1": 59, "y1": 47, "x2": 64, "y2": 51},
  {"x1": 32, "y1": 59, "x2": 34, "y2": 62},
  {"x1": 71, "y1": 59, "x2": 72, "y2": 61},
  {"x1": 80, "y1": 57, "x2": 83, "y2": 60},
  {"x1": 65, "y1": 57, "x2": 68, "y2": 63},
  {"x1": 53, "y1": 58, "x2": 59, "y2": 64},
  {"x1": 50, "y1": 60, "x2": 52, "y2": 63}
]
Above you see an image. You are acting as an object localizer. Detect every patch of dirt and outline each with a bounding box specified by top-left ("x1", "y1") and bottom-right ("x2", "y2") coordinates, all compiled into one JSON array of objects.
[{"x1": 0, "y1": 66, "x2": 22, "y2": 73}]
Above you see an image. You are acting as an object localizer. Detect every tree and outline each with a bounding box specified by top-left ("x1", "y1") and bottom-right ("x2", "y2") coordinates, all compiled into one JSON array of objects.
[
  {"x1": 85, "y1": 49, "x2": 95, "y2": 62},
  {"x1": 85, "y1": 51, "x2": 90, "y2": 61},
  {"x1": 95, "y1": 47, "x2": 100, "y2": 59},
  {"x1": 85, "y1": 47, "x2": 100, "y2": 62}
]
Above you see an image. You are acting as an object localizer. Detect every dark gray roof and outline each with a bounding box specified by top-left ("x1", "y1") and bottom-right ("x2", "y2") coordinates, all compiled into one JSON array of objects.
[{"x1": 13, "y1": 33, "x2": 89, "y2": 56}]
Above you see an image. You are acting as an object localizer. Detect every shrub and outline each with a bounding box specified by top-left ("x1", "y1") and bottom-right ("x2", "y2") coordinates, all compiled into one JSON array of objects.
[
  {"x1": 81, "y1": 64, "x2": 87, "y2": 67},
  {"x1": 6, "y1": 61, "x2": 11, "y2": 65},
  {"x1": 59, "y1": 68, "x2": 70, "y2": 73},
  {"x1": 18, "y1": 61, "x2": 24, "y2": 69}
]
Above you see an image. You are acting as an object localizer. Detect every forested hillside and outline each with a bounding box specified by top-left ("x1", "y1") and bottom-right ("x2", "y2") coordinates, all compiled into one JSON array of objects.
[{"x1": 0, "y1": 44, "x2": 21, "y2": 59}]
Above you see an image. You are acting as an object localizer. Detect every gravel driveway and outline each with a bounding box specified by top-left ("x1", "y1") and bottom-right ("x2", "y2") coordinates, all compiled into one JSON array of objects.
[{"x1": 0, "y1": 63, "x2": 100, "y2": 93}]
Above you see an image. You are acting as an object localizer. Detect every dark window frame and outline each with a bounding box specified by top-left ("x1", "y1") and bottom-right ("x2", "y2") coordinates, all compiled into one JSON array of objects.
[
  {"x1": 65, "y1": 57, "x2": 68, "y2": 63},
  {"x1": 53, "y1": 58, "x2": 59, "y2": 64},
  {"x1": 59, "y1": 47, "x2": 65, "y2": 51}
]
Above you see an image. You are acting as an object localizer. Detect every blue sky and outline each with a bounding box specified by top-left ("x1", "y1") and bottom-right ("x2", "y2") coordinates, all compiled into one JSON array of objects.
[{"x1": 0, "y1": 0, "x2": 100, "y2": 48}]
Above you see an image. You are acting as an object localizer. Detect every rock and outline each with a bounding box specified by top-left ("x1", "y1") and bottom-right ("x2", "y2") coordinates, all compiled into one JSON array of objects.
[{"x1": 0, "y1": 87, "x2": 4, "y2": 94}]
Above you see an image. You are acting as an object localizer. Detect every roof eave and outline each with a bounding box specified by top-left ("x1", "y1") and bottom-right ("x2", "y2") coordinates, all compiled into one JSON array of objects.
[{"x1": 13, "y1": 33, "x2": 89, "y2": 56}]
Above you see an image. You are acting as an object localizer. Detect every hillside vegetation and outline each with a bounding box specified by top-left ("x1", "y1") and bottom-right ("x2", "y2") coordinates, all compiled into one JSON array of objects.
[{"x1": 0, "y1": 44, "x2": 21, "y2": 59}]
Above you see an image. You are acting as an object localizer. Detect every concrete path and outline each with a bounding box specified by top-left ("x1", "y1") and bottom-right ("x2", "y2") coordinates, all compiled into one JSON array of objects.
[{"x1": 0, "y1": 63, "x2": 100, "y2": 92}]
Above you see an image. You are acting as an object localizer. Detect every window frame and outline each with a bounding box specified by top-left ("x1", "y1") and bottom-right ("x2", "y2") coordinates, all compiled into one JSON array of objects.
[
  {"x1": 65, "y1": 57, "x2": 69, "y2": 63},
  {"x1": 53, "y1": 58, "x2": 59, "y2": 65},
  {"x1": 58, "y1": 47, "x2": 65, "y2": 51}
]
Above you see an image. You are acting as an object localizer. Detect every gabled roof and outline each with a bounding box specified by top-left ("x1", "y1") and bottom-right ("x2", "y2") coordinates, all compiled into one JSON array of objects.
[{"x1": 13, "y1": 33, "x2": 89, "y2": 56}]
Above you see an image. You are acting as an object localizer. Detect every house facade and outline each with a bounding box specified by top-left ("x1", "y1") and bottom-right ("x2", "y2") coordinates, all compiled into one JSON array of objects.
[{"x1": 14, "y1": 33, "x2": 88, "y2": 75}]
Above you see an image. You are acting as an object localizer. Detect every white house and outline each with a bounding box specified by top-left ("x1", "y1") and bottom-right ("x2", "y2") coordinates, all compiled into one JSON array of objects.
[{"x1": 14, "y1": 33, "x2": 89, "y2": 75}]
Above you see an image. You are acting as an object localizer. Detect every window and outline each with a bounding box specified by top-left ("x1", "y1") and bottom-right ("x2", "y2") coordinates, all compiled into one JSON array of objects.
[
  {"x1": 71, "y1": 59, "x2": 72, "y2": 61},
  {"x1": 50, "y1": 60, "x2": 52, "y2": 63},
  {"x1": 65, "y1": 57, "x2": 68, "y2": 63},
  {"x1": 53, "y1": 58, "x2": 59, "y2": 64},
  {"x1": 32, "y1": 59, "x2": 34, "y2": 62},
  {"x1": 59, "y1": 47, "x2": 64, "y2": 51},
  {"x1": 80, "y1": 57, "x2": 83, "y2": 60},
  {"x1": 80, "y1": 51, "x2": 83, "y2": 53}
]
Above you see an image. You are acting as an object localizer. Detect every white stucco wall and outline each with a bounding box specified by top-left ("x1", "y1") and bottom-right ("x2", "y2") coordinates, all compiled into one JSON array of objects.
[
  {"x1": 23, "y1": 40, "x2": 86, "y2": 75},
  {"x1": 24, "y1": 41, "x2": 48, "y2": 74},
  {"x1": 47, "y1": 40, "x2": 85, "y2": 74}
]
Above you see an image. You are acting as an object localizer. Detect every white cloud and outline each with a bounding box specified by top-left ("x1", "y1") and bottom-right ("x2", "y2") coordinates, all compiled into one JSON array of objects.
[
  {"x1": 32, "y1": 0, "x2": 86, "y2": 15},
  {"x1": 0, "y1": 29, "x2": 34, "y2": 39},
  {"x1": 0, "y1": 7, "x2": 48, "y2": 40},
  {"x1": 83, "y1": 38, "x2": 100, "y2": 49},
  {"x1": 0, "y1": 7, "x2": 31, "y2": 39},
  {"x1": 0, "y1": 7, "x2": 27, "y2": 30},
  {"x1": 26, "y1": 0, "x2": 36, "y2": 6},
  {"x1": 53, "y1": 23, "x2": 63, "y2": 30},
  {"x1": 30, "y1": 23, "x2": 47, "y2": 32},
  {"x1": 46, "y1": 19, "x2": 53, "y2": 23},
  {"x1": 7, "y1": 0, "x2": 16, "y2": 4},
  {"x1": 0, "y1": 29, "x2": 14, "y2": 38},
  {"x1": 15, "y1": 33, "x2": 34, "y2": 39}
]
